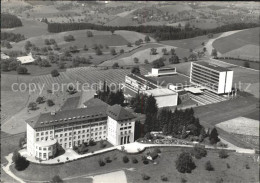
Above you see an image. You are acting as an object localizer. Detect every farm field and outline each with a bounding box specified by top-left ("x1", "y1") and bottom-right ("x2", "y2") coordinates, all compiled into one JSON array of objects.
[
  {"x1": 162, "y1": 33, "x2": 221, "y2": 50},
  {"x1": 218, "y1": 58, "x2": 260, "y2": 70},
  {"x1": 8, "y1": 147, "x2": 259, "y2": 183},
  {"x1": 9, "y1": 29, "x2": 129, "y2": 52},
  {"x1": 212, "y1": 27, "x2": 260, "y2": 59},
  {"x1": 100, "y1": 45, "x2": 176, "y2": 66},
  {"x1": 1, "y1": 18, "x2": 49, "y2": 38}
]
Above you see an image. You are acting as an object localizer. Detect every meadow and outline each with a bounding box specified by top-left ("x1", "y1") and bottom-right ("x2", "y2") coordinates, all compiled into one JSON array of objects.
[{"x1": 213, "y1": 27, "x2": 259, "y2": 60}]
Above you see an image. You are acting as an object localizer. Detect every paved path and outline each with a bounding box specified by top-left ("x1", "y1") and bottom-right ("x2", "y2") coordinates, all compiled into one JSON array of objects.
[{"x1": 2, "y1": 153, "x2": 26, "y2": 183}]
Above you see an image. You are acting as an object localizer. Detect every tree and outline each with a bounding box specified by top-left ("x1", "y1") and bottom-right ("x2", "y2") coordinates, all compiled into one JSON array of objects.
[
  {"x1": 145, "y1": 35, "x2": 150, "y2": 43},
  {"x1": 145, "y1": 95, "x2": 158, "y2": 114},
  {"x1": 122, "y1": 156, "x2": 129, "y2": 163},
  {"x1": 8, "y1": 60, "x2": 19, "y2": 71},
  {"x1": 191, "y1": 145, "x2": 207, "y2": 159},
  {"x1": 28, "y1": 102, "x2": 37, "y2": 110},
  {"x1": 203, "y1": 47, "x2": 207, "y2": 52},
  {"x1": 208, "y1": 33, "x2": 213, "y2": 38},
  {"x1": 36, "y1": 96, "x2": 45, "y2": 104},
  {"x1": 183, "y1": 57, "x2": 188, "y2": 62},
  {"x1": 135, "y1": 40, "x2": 141, "y2": 46},
  {"x1": 44, "y1": 39, "x2": 50, "y2": 45},
  {"x1": 1, "y1": 62, "x2": 9, "y2": 71},
  {"x1": 112, "y1": 62, "x2": 119, "y2": 69},
  {"x1": 49, "y1": 39, "x2": 56, "y2": 45},
  {"x1": 152, "y1": 58, "x2": 165, "y2": 68},
  {"x1": 110, "y1": 48, "x2": 117, "y2": 55},
  {"x1": 47, "y1": 99, "x2": 55, "y2": 107},
  {"x1": 211, "y1": 48, "x2": 218, "y2": 58},
  {"x1": 83, "y1": 45, "x2": 88, "y2": 51},
  {"x1": 111, "y1": 29, "x2": 115, "y2": 35},
  {"x1": 86, "y1": 31, "x2": 93, "y2": 37},
  {"x1": 64, "y1": 35, "x2": 75, "y2": 42},
  {"x1": 205, "y1": 161, "x2": 214, "y2": 171},
  {"x1": 134, "y1": 57, "x2": 139, "y2": 64},
  {"x1": 51, "y1": 175, "x2": 63, "y2": 183},
  {"x1": 51, "y1": 69, "x2": 60, "y2": 77},
  {"x1": 170, "y1": 48, "x2": 175, "y2": 55},
  {"x1": 219, "y1": 149, "x2": 229, "y2": 159},
  {"x1": 131, "y1": 66, "x2": 140, "y2": 74},
  {"x1": 150, "y1": 48, "x2": 157, "y2": 55},
  {"x1": 120, "y1": 49, "x2": 124, "y2": 54},
  {"x1": 95, "y1": 47, "x2": 103, "y2": 55},
  {"x1": 144, "y1": 59, "x2": 149, "y2": 64},
  {"x1": 169, "y1": 55, "x2": 180, "y2": 64},
  {"x1": 162, "y1": 48, "x2": 168, "y2": 55},
  {"x1": 189, "y1": 53, "x2": 197, "y2": 61},
  {"x1": 14, "y1": 152, "x2": 29, "y2": 171},
  {"x1": 244, "y1": 61, "x2": 250, "y2": 68},
  {"x1": 209, "y1": 128, "x2": 220, "y2": 144},
  {"x1": 201, "y1": 42, "x2": 205, "y2": 46},
  {"x1": 19, "y1": 137, "x2": 26, "y2": 148},
  {"x1": 12, "y1": 150, "x2": 20, "y2": 163},
  {"x1": 127, "y1": 42, "x2": 132, "y2": 47},
  {"x1": 17, "y1": 66, "x2": 28, "y2": 74},
  {"x1": 176, "y1": 152, "x2": 196, "y2": 173}
]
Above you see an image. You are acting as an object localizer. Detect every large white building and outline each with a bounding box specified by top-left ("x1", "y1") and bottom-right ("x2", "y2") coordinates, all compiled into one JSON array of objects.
[
  {"x1": 26, "y1": 101, "x2": 135, "y2": 161},
  {"x1": 145, "y1": 67, "x2": 177, "y2": 77},
  {"x1": 190, "y1": 61, "x2": 233, "y2": 94}
]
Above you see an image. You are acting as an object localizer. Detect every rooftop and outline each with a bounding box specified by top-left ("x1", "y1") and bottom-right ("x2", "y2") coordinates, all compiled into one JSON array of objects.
[
  {"x1": 145, "y1": 88, "x2": 177, "y2": 97},
  {"x1": 17, "y1": 53, "x2": 35, "y2": 64},
  {"x1": 194, "y1": 61, "x2": 232, "y2": 72},
  {"x1": 35, "y1": 138, "x2": 57, "y2": 147},
  {"x1": 83, "y1": 98, "x2": 108, "y2": 108},
  {"x1": 26, "y1": 106, "x2": 108, "y2": 129},
  {"x1": 61, "y1": 96, "x2": 81, "y2": 111},
  {"x1": 149, "y1": 74, "x2": 190, "y2": 86},
  {"x1": 126, "y1": 74, "x2": 158, "y2": 89},
  {"x1": 107, "y1": 104, "x2": 135, "y2": 121}
]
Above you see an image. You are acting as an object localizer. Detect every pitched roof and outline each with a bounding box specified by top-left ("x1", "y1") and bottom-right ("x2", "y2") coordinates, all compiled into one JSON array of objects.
[
  {"x1": 83, "y1": 98, "x2": 108, "y2": 108},
  {"x1": 26, "y1": 106, "x2": 107, "y2": 129},
  {"x1": 61, "y1": 96, "x2": 81, "y2": 111},
  {"x1": 107, "y1": 104, "x2": 135, "y2": 121},
  {"x1": 17, "y1": 52, "x2": 35, "y2": 64}
]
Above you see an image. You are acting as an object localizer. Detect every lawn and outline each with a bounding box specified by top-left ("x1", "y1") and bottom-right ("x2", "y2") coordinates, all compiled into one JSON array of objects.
[
  {"x1": 213, "y1": 27, "x2": 259, "y2": 54},
  {"x1": 9, "y1": 147, "x2": 259, "y2": 183}
]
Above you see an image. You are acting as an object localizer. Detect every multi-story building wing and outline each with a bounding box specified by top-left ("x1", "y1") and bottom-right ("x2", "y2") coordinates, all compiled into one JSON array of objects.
[
  {"x1": 190, "y1": 61, "x2": 233, "y2": 94},
  {"x1": 26, "y1": 102, "x2": 135, "y2": 161}
]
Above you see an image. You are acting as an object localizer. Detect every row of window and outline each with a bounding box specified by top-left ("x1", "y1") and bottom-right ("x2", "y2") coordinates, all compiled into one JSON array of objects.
[
  {"x1": 36, "y1": 146, "x2": 51, "y2": 151},
  {"x1": 55, "y1": 131, "x2": 106, "y2": 141},
  {"x1": 36, "y1": 131, "x2": 53, "y2": 136},
  {"x1": 120, "y1": 130, "x2": 131, "y2": 135},
  {"x1": 120, "y1": 126, "x2": 132, "y2": 130}
]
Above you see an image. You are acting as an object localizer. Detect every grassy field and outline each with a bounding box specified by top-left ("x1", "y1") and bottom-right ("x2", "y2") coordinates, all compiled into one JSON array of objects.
[
  {"x1": 8, "y1": 147, "x2": 259, "y2": 183},
  {"x1": 218, "y1": 58, "x2": 260, "y2": 70},
  {"x1": 213, "y1": 27, "x2": 259, "y2": 55}
]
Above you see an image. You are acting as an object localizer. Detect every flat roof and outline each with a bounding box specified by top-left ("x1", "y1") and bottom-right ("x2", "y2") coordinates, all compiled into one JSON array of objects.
[
  {"x1": 149, "y1": 74, "x2": 190, "y2": 86},
  {"x1": 35, "y1": 139, "x2": 57, "y2": 147},
  {"x1": 126, "y1": 74, "x2": 158, "y2": 89},
  {"x1": 194, "y1": 61, "x2": 231, "y2": 72},
  {"x1": 145, "y1": 88, "x2": 177, "y2": 97},
  {"x1": 184, "y1": 87, "x2": 203, "y2": 94}
]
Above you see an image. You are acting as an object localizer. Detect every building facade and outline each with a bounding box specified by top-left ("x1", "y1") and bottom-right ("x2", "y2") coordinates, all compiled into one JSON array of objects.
[
  {"x1": 145, "y1": 67, "x2": 177, "y2": 77},
  {"x1": 26, "y1": 103, "x2": 135, "y2": 161},
  {"x1": 190, "y1": 61, "x2": 233, "y2": 94}
]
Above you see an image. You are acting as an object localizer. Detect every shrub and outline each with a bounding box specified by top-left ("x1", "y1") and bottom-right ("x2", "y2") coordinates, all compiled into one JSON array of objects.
[
  {"x1": 245, "y1": 163, "x2": 250, "y2": 169},
  {"x1": 86, "y1": 31, "x2": 93, "y2": 37},
  {"x1": 105, "y1": 157, "x2": 112, "y2": 163},
  {"x1": 132, "y1": 157, "x2": 138, "y2": 164},
  {"x1": 51, "y1": 69, "x2": 60, "y2": 77},
  {"x1": 36, "y1": 96, "x2": 45, "y2": 104},
  {"x1": 120, "y1": 49, "x2": 124, "y2": 54},
  {"x1": 176, "y1": 152, "x2": 196, "y2": 173},
  {"x1": 98, "y1": 159, "x2": 105, "y2": 166},
  {"x1": 28, "y1": 102, "x2": 37, "y2": 110},
  {"x1": 192, "y1": 145, "x2": 207, "y2": 159},
  {"x1": 89, "y1": 139, "x2": 96, "y2": 146},
  {"x1": 181, "y1": 178, "x2": 187, "y2": 183},
  {"x1": 122, "y1": 156, "x2": 129, "y2": 163},
  {"x1": 64, "y1": 35, "x2": 75, "y2": 42},
  {"x1": 154, "y1": 147, "x2": 161, "y2": 154},
  {"x1": 16, "y1": 66, "x2": 28, "y2": 74},
  {"x1": 142, "y1": 174, "x2": 150, "y2": 180},
  {"x1": 51, "y1": 175, "x2": 63, "y2": 183},
  {"x1": 47, "y1": 99, "x2": 55, "y2": 107},
  {"x1": 14, "y1": 153, "x2": 30, "y2": 171},
  {"x1": 112, "y1": 62, "x2": 119, "y2": 69},
  {"x1": 110, "y1": 48, "x2": 117, "y2": 55},
  {"x1": 226, "y1": 163, "x2": 230, "y2": 169},
  {"x1": 161, "y1": 175, "x2": 168, "y2": 181},
  {"x1": 244, "y1": 61, "x2": 250, "y2": 68},
  {"x1": 205, "y1": 161, "x2": 214, "y2": 171},
  {"x1": 127, "y1": 42, "x2": 132, "y2": 47},
  {"x1": 219, "y1": 149, "x2": 229, "y2": 159},
  {"x1": 95, "y1": 47, "x2": 102, "y2": 55},
  {"x1": 143, "y1": 159, "x2": 149, "y2": 164},
  {"x1": 99, "y1": 141, "x2": 106, "y2": 148}
]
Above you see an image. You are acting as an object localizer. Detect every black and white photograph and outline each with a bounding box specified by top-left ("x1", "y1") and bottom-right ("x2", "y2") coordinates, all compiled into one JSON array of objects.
[{"x1": 1, "y1": 1, "x2": 259, "y2": 183}]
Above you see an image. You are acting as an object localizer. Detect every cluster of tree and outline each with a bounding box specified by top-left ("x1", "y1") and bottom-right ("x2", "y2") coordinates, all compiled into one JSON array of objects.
[
  {"x1": 176, "y1": 152, "x2": 196, "y2": 173},
  {"x1": 1, "y1": 58, "x2": 20, "y2": 72},
  {"x1": 1, "y1": 32, "x2": 25, "y2": 42},
  {"x1": 97, "y1": 82, "x2": 125, "y2": 106},
  {"x1": 35, "y1": 57, "x2": 51, "y2": 67},
  {"x1": 69, "y1": 45, "x2": 79, "y2": 53},
  {"x1": 158, "y1": 108, "x2": 203, "y2": 138},
  {"x1": 51, "y1": 69, "x2": 60, "y2": 77},
  {"x1": 47, "y1": 22, "x2": 259, "y2": 41},
  {"x1": 1, "y1": 13, "x2": 22, "y2": 28},
  {"x1": 64, "y1": 35, "x2": 75, "y2": 42},
  {"x1": 152, "y1": 57, "x2": 166, "y2": 68},
  {"x1": 72, "y1": 56, "x2": 92, "y2": 67},
  {"x1": 1, "y1": 40, "x2": 12, "y2": 49},
  {"x1": 12, "y1": 150, "x2": 30, "y2": 171}
]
